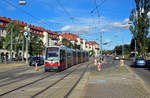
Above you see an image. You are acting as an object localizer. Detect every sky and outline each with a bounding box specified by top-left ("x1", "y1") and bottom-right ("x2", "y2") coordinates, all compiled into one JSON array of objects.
[{"x1": 0, "y1": 0, "x2": 141, "y2": 50}]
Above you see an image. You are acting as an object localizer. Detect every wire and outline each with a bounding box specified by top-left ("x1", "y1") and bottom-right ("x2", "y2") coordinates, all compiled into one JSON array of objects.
[
  {"x1": 90, "y1": 0, "x2": 107, "y2": 14},
  {"x1": 3, "y1": 0, "x2": 62, "y2": 28},
  {"x1": 55, "y1": 0, "x2": 74, "y2": 22}
]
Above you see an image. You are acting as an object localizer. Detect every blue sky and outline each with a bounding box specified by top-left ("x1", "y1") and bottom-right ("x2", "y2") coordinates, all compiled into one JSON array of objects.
[{"x1": 0, "y1": 0, "x2": 137, "y2": 50}]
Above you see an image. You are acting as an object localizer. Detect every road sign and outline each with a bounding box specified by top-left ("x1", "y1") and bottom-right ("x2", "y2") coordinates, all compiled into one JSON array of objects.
[
  {"x1": 24, "y1": 32, "x2": 28, "y2": 36},
  {"x1": 144, "y1": 47, "x2": 148, "y2": 50}
]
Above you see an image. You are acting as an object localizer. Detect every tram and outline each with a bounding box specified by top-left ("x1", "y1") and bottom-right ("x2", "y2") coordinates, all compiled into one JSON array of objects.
[{"x1": 44, "y1": 45, "x2": 89, "y2": 72}]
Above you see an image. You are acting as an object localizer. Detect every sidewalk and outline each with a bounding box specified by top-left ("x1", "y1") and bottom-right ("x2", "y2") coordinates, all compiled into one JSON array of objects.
[{"x1": 82, "y1": 64, "x2": 150, "y2": 98}]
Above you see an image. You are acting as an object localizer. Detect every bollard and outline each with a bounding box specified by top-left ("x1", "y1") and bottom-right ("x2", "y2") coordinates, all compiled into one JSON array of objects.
[
  {"x1": 120, "y1": 60, "x2": 124, "y2": 66},
  {"x1": 35, "y1": 63, "x2": 38, "y2": 71},
  {"x1": 94, "y1": 59, "x2": 97, "y2": 65},
  {"x1": 97, "y1": 62, "x2": 101, "y2": 71}
]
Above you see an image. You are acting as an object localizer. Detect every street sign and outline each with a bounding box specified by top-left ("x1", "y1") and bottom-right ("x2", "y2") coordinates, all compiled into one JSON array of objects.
[
  {"x1": 144, "y1": 47, "x2": 148, "y2": 50},
  {"x1": 24, "y1": 32, "x2": 28, "y2": 36}
]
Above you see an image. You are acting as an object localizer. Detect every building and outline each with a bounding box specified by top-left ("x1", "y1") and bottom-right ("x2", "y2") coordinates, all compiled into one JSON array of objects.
[
  {"x1": 59, "y1": 33, "x2": 99, "y2": 57},
  {"x1": 0, "y1": 16, "x2": 58, "y2": 60},
  {"x1": 0, "y1": 16, "x2": 99, "y2": 60}
]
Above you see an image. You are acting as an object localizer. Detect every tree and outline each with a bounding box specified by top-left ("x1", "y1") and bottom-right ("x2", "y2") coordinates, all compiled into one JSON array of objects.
[
  {"x1": 129, "y1": 0, "x2": 150, "y2": 55},
  {"x1": 0, "y1": 36, "x2": 5, "y2": 49},
  {"x1": 89, "y1": 50, "x2": 95, "y2": 57},
  {"x1": 30, "y1": 35, "x2": 44, "y2": 56},
  {"x1": 61, "y1": 38, "x2": 73, "y2": 48},
  {"x1": 72, "y1": 43, "x2": 80, "y2": 49},
  {"x1": 114, "y1": 44, "x2": 130, "y2": 55},
  {"x1": 4, "y1": 21, "x2": 22, "y2": 53}
]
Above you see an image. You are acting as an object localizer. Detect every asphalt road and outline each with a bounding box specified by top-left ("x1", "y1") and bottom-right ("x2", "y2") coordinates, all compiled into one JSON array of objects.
[
  {"x1": 102, "y1": 56, "x2": 120, "y2": 69},
  {"x1": 125, "y1": 59, "x2": 150, "y2": 91}
]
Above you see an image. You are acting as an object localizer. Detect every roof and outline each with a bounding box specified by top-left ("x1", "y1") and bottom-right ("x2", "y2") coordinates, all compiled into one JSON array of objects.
[
  {"x1": 59, "y1": 33, "x2": 79, "y2": 41},
  {"x1": 85, "y1": 41, "x2": 98, "y2": 45},
  {"x1": 0, "y1": 16, "x2": 58, "y2": 36}
]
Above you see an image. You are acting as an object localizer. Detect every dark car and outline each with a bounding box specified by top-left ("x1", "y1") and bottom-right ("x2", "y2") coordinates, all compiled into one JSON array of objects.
[
  {"x1": 29, "y1": 57, "x2": 44, "y2": 66},
  {"x1": 134, "y1": 57, "x2": 146, "y2": 67}
]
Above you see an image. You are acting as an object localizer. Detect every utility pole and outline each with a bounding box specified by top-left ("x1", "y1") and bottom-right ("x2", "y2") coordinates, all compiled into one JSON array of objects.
[
  {"x1": 100, "y1": 31, "x2": 102, "y2": 63},
  {"x1": 22, "y1": 35, "x2": 24, "y2": 62},
  {"x1": 24, "y1": 26, "x2": 30, "y2": 64},
  {"x1": 26, "y1": 37, "x2": 28, "y2": 63},
  {"x1": 10, "y1": 26, "x2": 13, "y2": 62},
  {"x1": 122, "y1": 39, "x2": 124, "y2": 59},
  {"x1": 134, "y1": 35, "x2": 137, "y2": 58}
]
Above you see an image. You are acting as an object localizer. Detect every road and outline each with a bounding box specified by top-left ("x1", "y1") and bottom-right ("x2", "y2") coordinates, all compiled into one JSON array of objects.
[
  {"x1": 102, "y1": 56, "x2": 120, "y2": 69},
  {"x1": 125, "y1": 59, "x2": 150, "y2": 91}
]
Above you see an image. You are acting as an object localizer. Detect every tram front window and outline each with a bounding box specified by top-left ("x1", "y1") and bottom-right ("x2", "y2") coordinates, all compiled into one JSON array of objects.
[
  {"x1": 46, "y1": 47, "x2": 59, "y2": 60},
  {"x1": 46, "y1": 52, "x2": 58, "y2": 59}
]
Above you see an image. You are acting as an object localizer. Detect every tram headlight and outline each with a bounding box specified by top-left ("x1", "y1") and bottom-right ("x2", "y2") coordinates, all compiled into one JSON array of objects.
[
  {"x1": 55, "y1": 62, "x2": 58, "y2": 64},
  {"x1": 45, "y1": 62, "x2": 49, "y2": 64}
]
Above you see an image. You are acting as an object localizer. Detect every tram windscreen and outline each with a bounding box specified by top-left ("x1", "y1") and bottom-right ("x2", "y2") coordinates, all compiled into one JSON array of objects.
[
  {"x1": 46, "y1": 47, "x2": 59, "y2": 59},
  {"x1": 47, "y1": 47, "x2": 59, "y2": 51}
]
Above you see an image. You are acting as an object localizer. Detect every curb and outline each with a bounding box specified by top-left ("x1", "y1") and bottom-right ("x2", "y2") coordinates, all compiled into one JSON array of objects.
[{"x1": 125, "y1": 64, "x2": 150, "y2": 94}]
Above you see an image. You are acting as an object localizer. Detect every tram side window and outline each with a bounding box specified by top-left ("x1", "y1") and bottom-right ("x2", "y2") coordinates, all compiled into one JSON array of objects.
[
  {"x1": 73, "y1": 52, "x2": 76, "y2": 57},
  {"x1": 86, "y1": 52, "x2": 88, "y2": 57},
  {"x1": 83, "y1": 52, "x2": 85, "y2": 58},
  {"x1": 79, "y1": 52, "x2": 81, "y2": 57},
  {"x1": 60, "y1": 50, "x2": 65, "y2": 63},
  {"x1": 78, "y1": 52, "x2": 80, "y2": 58}
]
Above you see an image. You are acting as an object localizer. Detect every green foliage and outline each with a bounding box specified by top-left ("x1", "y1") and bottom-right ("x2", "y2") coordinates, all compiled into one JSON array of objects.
[
  {"x1": 0, "y1": 36, "x2": 5, "y2": 49},
  {"x1": 61, "y1": 38, "x2": 81, "y2": 49},
  {"x1": 89, "y1": 50, "x2": 95, "y2": 57},
  {"x1": 61, "y1": 38, "x2": 73, "y2": 48},
  {"x1": 29, "y1": 35, "x2": 44, "y2": 56},
  {"x1": 114, "y1": 44, "x2": 130, "y2": 55},
  {"x1": 129, "y1": 0, "x2": 150, "y2": 55},
  {"x1": 72, "y1": 43, "x2": 80, "y2": 49},
  {"x1": 4, "y1": 21, "x2": 22, "y2": 52}
]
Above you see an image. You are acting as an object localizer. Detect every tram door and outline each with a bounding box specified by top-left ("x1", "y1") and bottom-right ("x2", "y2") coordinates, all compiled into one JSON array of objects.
[{"x1": 60, "y1": 49, "x2": 66, "y2": 69}]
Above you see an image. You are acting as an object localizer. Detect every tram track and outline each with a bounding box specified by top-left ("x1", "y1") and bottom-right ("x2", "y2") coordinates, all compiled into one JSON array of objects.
[
  {"x1": 0, "y1": 61, "x2": 91, "y2": 98},
  {"x1": 0, "y1": 72, "x2": 56, "y2": 97},
  {"x1": 0, "y1": 72, "x2": 47, "y2": 87},
  {"x1": 31, "y1": 62, "x2": 91, "y2": 98}
]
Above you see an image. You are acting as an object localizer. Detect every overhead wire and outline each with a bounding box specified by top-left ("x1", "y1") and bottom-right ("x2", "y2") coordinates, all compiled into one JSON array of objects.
[
  {"x1": 3, "y1": 0, "x2": 62, "y2": 28},
  {"x1": 55, "y1": 0, "x2": 74, "y2": 23}
]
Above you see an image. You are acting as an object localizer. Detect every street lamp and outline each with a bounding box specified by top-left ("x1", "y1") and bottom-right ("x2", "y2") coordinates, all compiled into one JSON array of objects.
[
  {"x1": 10, "y1": 26, "x2": 14, "y2": 62},
  {"x1": 24, "y1": 26, "x2": 30, "y2": 64},
  {"x1": 19, "y1": 0, "x2": 26, "y2": 5}
]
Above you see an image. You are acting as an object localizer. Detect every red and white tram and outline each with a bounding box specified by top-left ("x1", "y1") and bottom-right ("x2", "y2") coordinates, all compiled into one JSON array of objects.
[{"x1": 44, "y1": 45, "x2": 89, "y2": 72}]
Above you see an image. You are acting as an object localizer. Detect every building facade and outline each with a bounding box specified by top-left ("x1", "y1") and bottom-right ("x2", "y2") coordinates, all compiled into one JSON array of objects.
[
  {"x1": 59, "y1": 33, "x2": 99, "y2": 57},
  {"x1": 0, "y1": 17, "x2": 58, "y2": 60},
  {"x1": 0, "y1": 16, "x2": 99, "y2": 61}
]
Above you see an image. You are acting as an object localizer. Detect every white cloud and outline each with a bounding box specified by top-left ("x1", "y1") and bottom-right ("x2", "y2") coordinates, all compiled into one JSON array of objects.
[
  {"x1": 106, "y1": 18, "x2": 130, "y2": 30},
  {"x1": 6, "y1": 5, "x2": 16, "y2": 11},
  {"x1": 61, "y1": 25, "x2": 92, "y2": 34},
  {"x1": 58, "y1": 16, "x2": 108, "y2": 34},
  {"x1": 61, "y1": 25, "x2": 72, "y2": 31}
]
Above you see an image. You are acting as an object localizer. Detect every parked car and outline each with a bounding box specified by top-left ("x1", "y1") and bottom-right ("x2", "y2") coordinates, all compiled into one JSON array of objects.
[
  {"x1": 29, "y1": 57, "x2": 44, "y2": 66},
  {"x1": 134, "y1": 57, "x2": 146, "y2": 67},
  {"x1": 114, "y1": 56, "x2": 120, "y2": 60}
]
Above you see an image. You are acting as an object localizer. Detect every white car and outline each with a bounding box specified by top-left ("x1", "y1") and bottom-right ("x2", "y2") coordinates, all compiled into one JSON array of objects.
[{"x1": 114, "y1": 56, "x2": 120, "y2": 60}]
